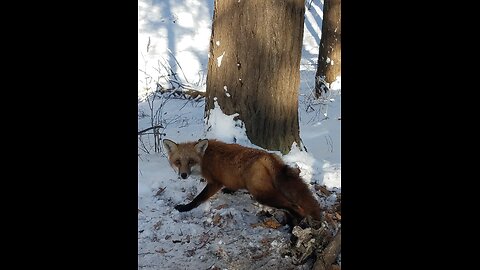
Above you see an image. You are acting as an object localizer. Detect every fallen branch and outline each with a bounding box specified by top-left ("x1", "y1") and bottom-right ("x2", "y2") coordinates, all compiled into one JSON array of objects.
[
  {"x1": 313, "y1": 228, "x2": 341, "y2": 270},
  {"x1": 183, "y1": 88, "x2": 206, "y2": 99},
  {"x1": 164, "y1": 87, "x2": 206, "y2": 100}
]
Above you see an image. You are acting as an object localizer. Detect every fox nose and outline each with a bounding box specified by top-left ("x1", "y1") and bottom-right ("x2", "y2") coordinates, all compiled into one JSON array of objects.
[{"x1": 181, "y1": 173, "x2": 188, "y2": 179}]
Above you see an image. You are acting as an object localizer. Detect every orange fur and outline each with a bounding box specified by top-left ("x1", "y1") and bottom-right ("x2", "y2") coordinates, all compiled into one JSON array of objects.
[{"x1": 163, "y1": 139, "x2": 322, "y2": 223}]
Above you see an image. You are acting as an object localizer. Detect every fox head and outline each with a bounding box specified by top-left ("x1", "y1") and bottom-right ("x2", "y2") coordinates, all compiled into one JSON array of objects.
[{"x1": 162, "y1": 139, "x2": 209, "y2": 179}]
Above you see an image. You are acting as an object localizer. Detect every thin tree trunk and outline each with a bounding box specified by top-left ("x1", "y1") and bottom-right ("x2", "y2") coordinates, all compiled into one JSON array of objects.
[{"x1": 315, "y1": 0, "x2": 341, "y2": 98}]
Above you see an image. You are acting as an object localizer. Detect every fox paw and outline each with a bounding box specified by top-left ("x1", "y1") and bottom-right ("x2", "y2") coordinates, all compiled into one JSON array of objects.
[
  {"x1": 174, "y1": 204, "x2": 191, "y2": 212},
  {"x1": 221, "y1": 188, "x2": 236, "y2": 194}
]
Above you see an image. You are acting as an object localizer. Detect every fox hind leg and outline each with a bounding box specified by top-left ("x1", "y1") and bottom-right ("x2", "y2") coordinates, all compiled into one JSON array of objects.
[{"x1": 249, "y1": 189, "x2": 305, "y2": 227}]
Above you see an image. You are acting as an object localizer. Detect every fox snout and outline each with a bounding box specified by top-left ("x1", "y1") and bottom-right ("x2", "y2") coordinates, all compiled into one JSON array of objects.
[
  {"x1": 177, "y1": 164, "x2": 192, "y2": 179},
  {"x1": 170, "y1": 163, "x2": 197, "y2": 180}
]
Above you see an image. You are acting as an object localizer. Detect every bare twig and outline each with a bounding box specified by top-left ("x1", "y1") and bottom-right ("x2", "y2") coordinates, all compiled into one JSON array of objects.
[
  {"x1": 138, "y1": 125, "x2": 164, "y2": 135},
  {"x1": 138, "y1": 132, "x2": 166, "y2": 136},
  {"x1": 225, "y1": 238, "x2": 241, "y2": 245},
  {"x1": 138, "y1": 136, "x2": 151, "y2": 154},
  {"x1": 168, "y1": 48, "x2": 190, "y2": 83},
  {"x1": 138, "y1": 252, "x2": 155, "y2": 256},
  {"x1": 139, "y1": 42, "x2": 205, "y2": 154}
]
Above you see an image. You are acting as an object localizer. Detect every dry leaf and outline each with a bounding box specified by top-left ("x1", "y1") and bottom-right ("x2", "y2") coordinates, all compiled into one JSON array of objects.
[
  {"x1": 260, "y1": 237, "x2": 274, "y2": 246},
  {"x1": 215, "y1": 204, "x2": 228, "y2": 210},
  {"x1": 155, "y1": 187, "x2": 166, "y2": 197},
  {"x1": 263, "y1": 218, "x2": 282, "y2": 229},
  {"x1": 198, "y1": 232, "x2": 209, "y2": 243},
  {"x1": 212, "y1": 214, "x2": 222, "y2": 225},
  {"x1": 250, "y1": 218, "x2": 281, "y2": 229},
  {"x1": 185, "y1": 249, "x2": 195, "y2": 257},
  {"x1": 153, "y1": 220, "x2": 162, "y2": 230},
  {"x1": 197, "y1": 232, "x2": 210, "y2": 249}
]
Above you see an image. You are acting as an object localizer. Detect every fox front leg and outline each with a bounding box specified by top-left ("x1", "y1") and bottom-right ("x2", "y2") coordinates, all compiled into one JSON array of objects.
[{"x1": 174, "y1": 182, "x2": 222, "y2": 212}]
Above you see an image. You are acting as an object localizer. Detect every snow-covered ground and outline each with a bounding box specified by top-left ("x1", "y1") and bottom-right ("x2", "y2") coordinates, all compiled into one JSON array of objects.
[{"x1": 138, "y1": 1, "x2": 340, "y2": 269}]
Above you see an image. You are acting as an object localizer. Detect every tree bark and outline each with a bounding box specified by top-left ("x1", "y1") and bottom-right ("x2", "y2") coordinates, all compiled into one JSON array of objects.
[
  {"x1": 313, "y1": 228, "x2": 341, "y2": 270},
  {"x1": 315, "y1": 0, "x2": 341, "y2": 98},
  {"x1": 204, "y1": 0, "x2": 305, "y2": 154}
]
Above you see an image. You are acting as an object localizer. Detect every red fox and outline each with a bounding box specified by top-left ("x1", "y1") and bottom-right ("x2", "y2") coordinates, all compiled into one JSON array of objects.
[{"x1": 162, "y1": 139, "x2": 322, "y2": 225}]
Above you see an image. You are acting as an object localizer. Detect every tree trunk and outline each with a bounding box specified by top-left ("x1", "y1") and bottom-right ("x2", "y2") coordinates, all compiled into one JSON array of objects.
[
  {"x1": 204, "y1": 0, "x2": 305, "y2": 154},
  {"x1": 315, "y1": 0, "x2": 341, "y2": 98},
  {"x1": 313, "y1": 228, "x2": 341, "y2": 270}
]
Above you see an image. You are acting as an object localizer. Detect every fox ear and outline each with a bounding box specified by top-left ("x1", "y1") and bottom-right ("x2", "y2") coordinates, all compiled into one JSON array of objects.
[
  {"x1": 195, "y1": 139, "x2": 209, "y2": 155},
  {"x1": 162, "y1": 139, "x2": 177, "y2": 155}
]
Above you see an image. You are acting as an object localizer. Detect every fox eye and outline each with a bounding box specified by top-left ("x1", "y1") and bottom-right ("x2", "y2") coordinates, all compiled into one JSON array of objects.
[
  {"x1": 174, "y1": 160, "x2": 181, "y2": 166},
  {"x1": 188, "y1": 159, "x2": 195, "y2": 165}
]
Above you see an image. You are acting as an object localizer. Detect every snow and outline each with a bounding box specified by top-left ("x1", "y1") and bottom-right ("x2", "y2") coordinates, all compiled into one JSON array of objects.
[
  {"x1": 223, "y1": 85, "x2": 231, "y2": 97},
  {"x1": 205, "y1": 100, "x2": 249, "y2": 144},
  {"x1": 283, "y1": 143, "x2": 322, "y2": 185},
  {"x1": 138, "y1": 0, "x2": 213, "y2": 95},
  {"x1": 330, "y1": 76, "x2": 341, "y2": 91},
  {"x1": 138, "y1": 1, "x2": 339, "y2": 269},
  {"x1": 216, "y1": 51, "x2": 225, "y2": 67}
]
